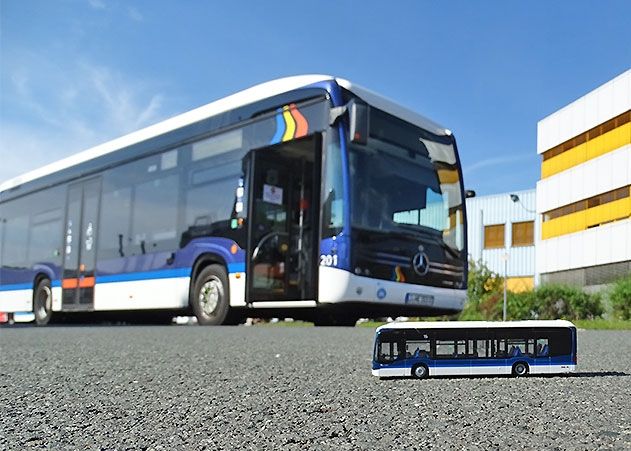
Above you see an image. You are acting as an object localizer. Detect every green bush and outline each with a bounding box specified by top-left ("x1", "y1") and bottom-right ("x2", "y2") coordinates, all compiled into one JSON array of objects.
[
  {"x1": 610, "y1": 276, "x2": 631, "y2": 320},
  {"x1": 505, "y1": 291, "x2": 538, "y2": 320},
  {"x1": 460, "y1": 259, "x2": 503, "y2": 321},
  {"x1": 460, "y1": 280, "x2": 603, "y2": 321},
  {"x1": 533, "y1": 284, "x2": 603, "y2": 320}
]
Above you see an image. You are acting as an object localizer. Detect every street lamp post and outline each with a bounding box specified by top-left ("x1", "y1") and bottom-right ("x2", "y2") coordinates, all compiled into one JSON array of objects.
[{"x1": 502, "y1": 252, "x2": 509, "y2": 321}]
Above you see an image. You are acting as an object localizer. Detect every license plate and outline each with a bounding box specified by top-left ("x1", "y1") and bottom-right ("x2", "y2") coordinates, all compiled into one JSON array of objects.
[{"x1": 405, "y1": 293, "x2": 434, "y2": 305}]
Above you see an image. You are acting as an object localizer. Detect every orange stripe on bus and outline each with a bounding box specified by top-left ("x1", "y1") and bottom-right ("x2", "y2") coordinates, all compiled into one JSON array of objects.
[
  {"x1": 290, "y1": 104, "x2": 308, "y2": 138},
  {"x1": 62, "y1": 278, "x2": 78, "y2": 289},
  {"x1": 79, "y1": 277, "x2": 95, "y2": 288},
  {"x1": 62, "y1": 277, "x2": 95, "y2": 289}
]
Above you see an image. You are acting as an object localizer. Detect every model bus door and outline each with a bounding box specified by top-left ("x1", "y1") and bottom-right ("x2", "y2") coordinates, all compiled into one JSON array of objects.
[
  {"x1": 61, "y1": 178, "x2": 101, "y2": 309},
  {"x1": 246, "y1": 135, "x2": 321, "y2": 302}
]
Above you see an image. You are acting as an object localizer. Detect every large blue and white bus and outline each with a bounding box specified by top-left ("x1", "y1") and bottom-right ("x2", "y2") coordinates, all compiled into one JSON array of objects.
[
  {"x1": 0, "y1": 75, "x2": 467, "y2": 326},
  {"x1": 372, "y1": 320, "x2": 577, "y2": 378}
]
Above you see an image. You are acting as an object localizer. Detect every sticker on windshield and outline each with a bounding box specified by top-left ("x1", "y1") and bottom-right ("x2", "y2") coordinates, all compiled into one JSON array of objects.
[{"x1": 263, "y1": 184, "x2": 283, "y2": 205}]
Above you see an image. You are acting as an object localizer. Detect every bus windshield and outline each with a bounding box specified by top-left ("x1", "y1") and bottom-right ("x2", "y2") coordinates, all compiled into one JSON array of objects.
[{"x1": 349, "y1": 109, "x2": 464, "y2": 252}]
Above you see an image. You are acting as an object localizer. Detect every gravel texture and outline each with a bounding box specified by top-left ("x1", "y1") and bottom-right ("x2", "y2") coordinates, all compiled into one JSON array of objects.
[{"x1": 0, "y1": 326, "x2": 630, "y2": 450}]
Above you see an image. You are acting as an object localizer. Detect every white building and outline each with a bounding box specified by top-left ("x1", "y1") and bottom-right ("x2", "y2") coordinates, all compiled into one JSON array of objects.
[
  {"x1": 536, "y1": 68, "x2": 631, "y2": 287},
  {"x1": 466, "y1": 189, "x2": 537, "y2": 292}
]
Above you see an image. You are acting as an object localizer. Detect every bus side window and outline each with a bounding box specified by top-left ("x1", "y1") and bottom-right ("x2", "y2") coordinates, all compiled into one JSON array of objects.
[
  {"x1": 537, "y1": 338, "x2": 549, "y2": 357},
  {"x1": 474, "y1": 339, "x2": 488, "y2": 358},
  {"x1": 406, "y1": 340, "x2": 430, "y2": 358},
  {"x1": 494, "y1": 339, "x2": 507, "y2": 357},
  {"x1": 379, "y1": 341, "x2": 400, "y2": 362}
]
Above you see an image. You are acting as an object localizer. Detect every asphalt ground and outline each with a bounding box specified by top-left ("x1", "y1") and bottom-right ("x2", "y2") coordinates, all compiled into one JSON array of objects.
[{"x1": 0, "y1": 326, "x2": 630, "y2": 450}]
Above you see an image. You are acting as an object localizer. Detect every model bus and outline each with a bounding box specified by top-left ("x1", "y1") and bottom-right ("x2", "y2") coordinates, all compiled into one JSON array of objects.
[
  {"x1": 0, "y1": 75, "x2": 467, "y2": 326},
  {"x1": 372, "y1": 320, "x2": 577, "y2": 378}
]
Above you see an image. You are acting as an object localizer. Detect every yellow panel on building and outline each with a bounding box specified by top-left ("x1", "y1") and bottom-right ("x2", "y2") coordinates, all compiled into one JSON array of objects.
[
  {"x1": 542, "y1": 197, "x2": 631, "y2": 240},
  {"x1": 541, "y1": 122, "x2": 631, "y2": 178},
  {"x1": 506, "y1": 277, "x2": 534, "y2": 293}
]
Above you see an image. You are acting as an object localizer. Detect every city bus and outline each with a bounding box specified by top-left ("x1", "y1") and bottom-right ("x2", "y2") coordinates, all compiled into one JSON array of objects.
[
  {"x1": 0, "y1": 75, "x2": 467, "y2": 326},
  {"x1": 372, "y1": 320, "x2": 577, "y2": 378}
]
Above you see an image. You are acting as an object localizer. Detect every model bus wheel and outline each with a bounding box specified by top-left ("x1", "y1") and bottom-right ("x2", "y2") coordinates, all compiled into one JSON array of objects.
[
  {"x1": 412, "y1": 364, "x2": 429, "y2": 379},
  {"x1": 33, "y1": 278, "x2": 53, "y2": 326},
  {"x1": 513, "y1": 362, "x2": 529, "y2": 377},
  {"x1": 192, "y1": 265, "x2": 230, "y2": 326}
]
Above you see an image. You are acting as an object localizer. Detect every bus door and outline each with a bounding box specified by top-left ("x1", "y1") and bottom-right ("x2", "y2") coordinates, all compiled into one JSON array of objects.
[
  {"x1": 61, "y1": 178, "x2": 101, "y2": 310},
  {"x1": 246, "y1": 135, "x2": 321, "y2": 302}
]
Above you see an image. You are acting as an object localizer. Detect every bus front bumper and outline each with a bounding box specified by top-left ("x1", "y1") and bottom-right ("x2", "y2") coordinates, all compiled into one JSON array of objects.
[{"x1": 318, "y1": 266, "x2": 466, "y2": 312}]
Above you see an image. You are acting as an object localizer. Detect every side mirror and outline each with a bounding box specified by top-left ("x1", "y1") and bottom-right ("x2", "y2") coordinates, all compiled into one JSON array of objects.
[
  {"x1": 349, "y1": 100, "x2": 368, "y2": 145},
  {"x1": 465, "y1": 190, "x2": 476, "y2": 198}
]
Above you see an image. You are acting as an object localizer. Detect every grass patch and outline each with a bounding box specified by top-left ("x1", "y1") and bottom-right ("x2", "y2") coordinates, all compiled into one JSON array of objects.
[
  {"x1": 357, "y1": 321, "x2": 388, "y2": 328},
  {"x1": 573, "y1": 319, "x2": 631, "y2": 330}
]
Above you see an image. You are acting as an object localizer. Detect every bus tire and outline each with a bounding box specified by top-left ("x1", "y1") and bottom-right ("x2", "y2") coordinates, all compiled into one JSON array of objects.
[
  {"x1": 512, "y1": 362, "x2": 529, "y2": 377},
  {"x1": 412, "y1": 364, "x2": 429, "y2": 379},
  {"x1": 33, "y1": 278, "x2": 53, "y2": 326},
  {"x1": 191, "y1": 265, "x2": 230, "y2": 325}
]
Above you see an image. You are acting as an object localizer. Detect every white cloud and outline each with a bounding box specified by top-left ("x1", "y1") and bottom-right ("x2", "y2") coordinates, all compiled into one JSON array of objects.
[
  {"x1": 463, "y1": 153, "x2": 533, "y2": 175},
  {"x1": 88, "y1": 0, "x2": 106, "y2": 10},
  {"x1": 0, "y1": 52, "x2": 171, "y2": 183},
  {"x1": 127, "y1": 6, "x2": 143, "y2": 22}
]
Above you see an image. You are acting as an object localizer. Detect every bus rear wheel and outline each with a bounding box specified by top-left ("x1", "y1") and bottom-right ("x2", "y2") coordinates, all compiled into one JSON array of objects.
[
  {"x1": 512, "y1": 362, "x2": 529, "y2": 377},
  {"x1": 192, "y1": 265, "x2": 231, "y2": 325},
  {"x1": 33, "y1": 278, "x2": 53, "y2": 326},
  {"x1": 412, "y1": 364, "x2": 429, "y2": 379}
]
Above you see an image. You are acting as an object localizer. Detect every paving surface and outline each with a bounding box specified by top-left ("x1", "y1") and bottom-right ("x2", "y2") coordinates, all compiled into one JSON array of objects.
[{"x1": 0, "y1": 326, "x2": 630, "y2": 450}]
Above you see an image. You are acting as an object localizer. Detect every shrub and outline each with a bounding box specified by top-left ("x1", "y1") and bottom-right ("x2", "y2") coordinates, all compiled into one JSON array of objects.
[
  {"x1": 460, "y1": 259, "x2": 503, "y2": 321},
  {"x1": 532, "y1": 284, "x2": 603, "y2": 320},
  {"x1": 610, "y1": 276, "x2": 631, "y2": 320},
  {"x1": 505, "y1": 290, "x2": 538, "y2": 320},
  {"x1": 467, "y1": 259, "x2": 502, "y2": 302}
]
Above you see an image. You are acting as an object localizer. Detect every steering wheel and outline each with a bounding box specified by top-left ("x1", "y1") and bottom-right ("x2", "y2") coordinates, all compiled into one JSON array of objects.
[{"x1": 252, "y1": 231, "x2": 289, "y2": 260}]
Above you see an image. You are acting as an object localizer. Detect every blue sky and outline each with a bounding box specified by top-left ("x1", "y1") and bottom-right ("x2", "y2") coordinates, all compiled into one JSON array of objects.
[{"x1": 1, "y1": 0, "x2": 630, "y2": 195}]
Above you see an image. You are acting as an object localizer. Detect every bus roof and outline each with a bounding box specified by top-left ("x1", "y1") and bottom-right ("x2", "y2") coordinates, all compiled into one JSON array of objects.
[
  {"x1": 376, "y1": 320, "x2": 576, "y2": 332},
  {"x1": 0, "y1": 75, "x2": 448, "y2": 193}
]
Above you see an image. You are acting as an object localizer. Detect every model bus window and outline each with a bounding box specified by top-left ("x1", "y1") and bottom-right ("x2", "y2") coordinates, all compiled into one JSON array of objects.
[
  {"x1": 474, "y1": 339, "x2": 489, "y2": 358},
  {"x1": 406, "y1": 340, "x2": 430, "y2": 358},
  {"x1": 536, "y1": 338, "x2": 549, "y2": 356},
  {"x1": 377, "y1": 340, "x2": 401, "y2": 363}
]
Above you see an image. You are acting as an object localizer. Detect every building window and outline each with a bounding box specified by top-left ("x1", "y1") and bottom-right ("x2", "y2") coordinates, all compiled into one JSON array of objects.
[
  {"x1": 512, "y1": 221, "x2": 534, "y2": 247},
  {"x1": 484, "y1": 224, "x2": 505, "y2": 249}
]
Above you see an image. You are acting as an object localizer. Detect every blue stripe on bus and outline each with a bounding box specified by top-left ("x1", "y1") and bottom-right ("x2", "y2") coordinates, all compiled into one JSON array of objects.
[
  {"x1": 270, "y1": 108, "x2": 285, "y2": 144},
  {"x1": 374, "y1": 358, "x2": 574, "y2": 370},
  {"x1": 0, "y1": 263, "x2": 246, "y2": 291},
  {"x1": 0, "y1": 280, "x2": 62, "y2": 291},
  {"x1": 227, "y1": 262, "x2": 245, "y2": 273},
  {"x1": 95, "y1": 263, "x2": 245, "y2": 285},
  {"x1": 0, "y1": 283, "x2": 32, "y2": 292},
  {"x1": 96, "y1": 268, "x2": 191, "y2": 284}
]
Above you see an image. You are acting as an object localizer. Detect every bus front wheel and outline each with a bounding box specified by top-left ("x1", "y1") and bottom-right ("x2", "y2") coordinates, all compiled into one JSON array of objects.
[
  {"x1": 512, "y1": 362, "x2": 529, "y2": 377},
  {"x1": 412, "y1": 364, "x2": 429, "y2": 379},
  {"x1": 192, "y1": 265, "x2": 230, "y2": 326},
  {"x1": 33, "y1": 278, "x2": 53, "y2": 326}
]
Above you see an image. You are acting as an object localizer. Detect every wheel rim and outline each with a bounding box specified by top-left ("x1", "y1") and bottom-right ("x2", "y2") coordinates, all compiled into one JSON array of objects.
[
  {"x1": 199, "y1": 277, "x2": 223, "y2": 316},
  {"x1": 37, "y1": 285, "x2": 52, "y2": 319},
  {"x1": 414, "y1": 366, "x2": 426, "y2": 378},
  {"x1": 516, "y1": 364, "x2": 526, "y2": 375}
]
